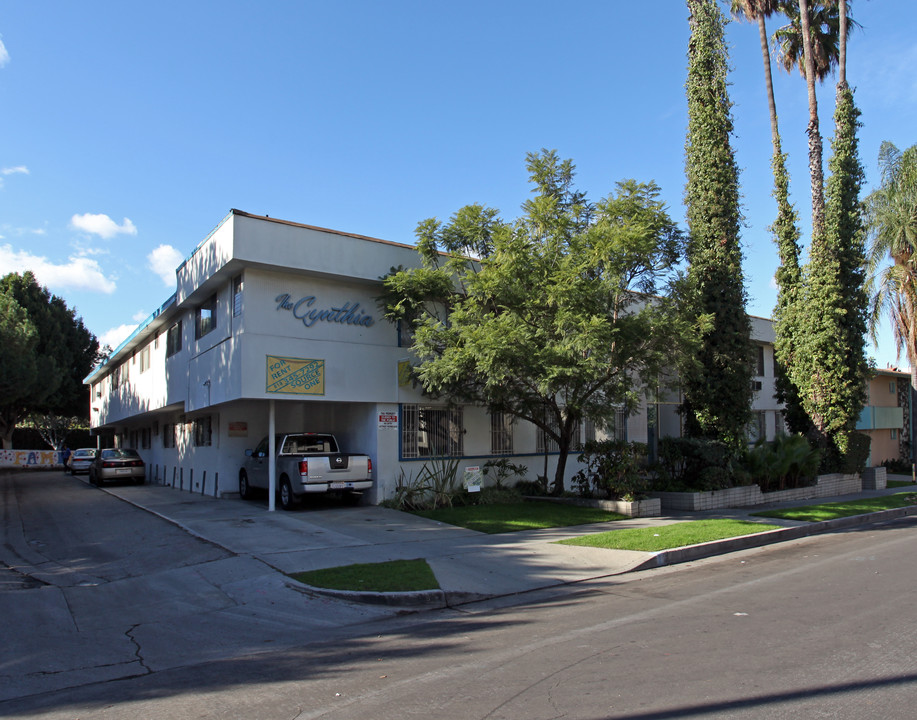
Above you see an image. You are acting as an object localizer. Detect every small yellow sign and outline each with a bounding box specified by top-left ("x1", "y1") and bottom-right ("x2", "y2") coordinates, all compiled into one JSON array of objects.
[{"x1": 266, "y1": 356, "x2": 325, "y2": 395}]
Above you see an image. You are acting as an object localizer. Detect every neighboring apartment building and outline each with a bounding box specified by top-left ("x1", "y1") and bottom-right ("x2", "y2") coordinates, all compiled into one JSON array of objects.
[
  {"x1": 857, "y1": 367, "x2": 913, "y2": 467},
  {"x1": 83, "y1": 210, "x2": 786, "y2": 503}
]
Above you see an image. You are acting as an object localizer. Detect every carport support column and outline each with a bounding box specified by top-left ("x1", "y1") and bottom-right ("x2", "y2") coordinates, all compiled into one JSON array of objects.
[{"x1": 268, "y1": 399, "x2": 276, "y2": 512}]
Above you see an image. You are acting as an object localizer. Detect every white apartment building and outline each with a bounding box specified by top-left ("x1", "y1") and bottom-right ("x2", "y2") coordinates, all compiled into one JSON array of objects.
[{"x1": 84, "y1": 209, "x2": 785, "y2": 502}]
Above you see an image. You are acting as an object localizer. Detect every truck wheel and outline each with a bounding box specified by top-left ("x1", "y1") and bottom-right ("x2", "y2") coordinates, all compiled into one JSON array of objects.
[
  {"x1": 239, "y1": 470, "x2": 252, "y2": 500},
  {"x1": 279, "y1": 476, "x2": 298, "y2": 510}
]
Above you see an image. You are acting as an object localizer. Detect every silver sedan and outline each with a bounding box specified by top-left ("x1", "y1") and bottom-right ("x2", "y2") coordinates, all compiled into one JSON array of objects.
[{"x1": 89, "y1": 448, "x2": 146, "y2": 486}]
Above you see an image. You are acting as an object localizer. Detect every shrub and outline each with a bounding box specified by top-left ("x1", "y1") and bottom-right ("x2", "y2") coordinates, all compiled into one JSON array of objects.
[
  {"x1": 382, "y1": 457, "x2": 462, "y2": 511},
  {"x1": 572, "y1": 440, "x2": 648, "y2": 501},
  {"x1": 819, "y1": 432, "x2": 871, "y2": 475},
  {"x1": 514, "y1": 478, "x2": 549, "y2": 496},
  {"x1": 651, "y1": 436, "x2": 747, "y2": 491},
  {"x1": 743, "y1": 434, "x2": 820, "y2": 493},
  {"x1": 483, "y1": 458, "x2": 528, "y2": 489},
  {"x1": 882, "y1": 458, "x2": 913, "y2": 474}
]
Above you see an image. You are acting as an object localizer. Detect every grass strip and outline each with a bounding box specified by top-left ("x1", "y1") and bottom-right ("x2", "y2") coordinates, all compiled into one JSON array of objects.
[
  {"x1": 412, "y1": 501, "x2": 625, "y2": 534},
  {"x1": 290, "y1": 558, "x2": 439, "y2": 592},
  {"x1": 887, "y1": 480, "x2": 916, "y2": 488},
  {"x1": 557, "y1": 519, "x2": 781, "y2": 552},
  {"x1": 751, "y1": 492, "x2": 917, "y2": 522}
]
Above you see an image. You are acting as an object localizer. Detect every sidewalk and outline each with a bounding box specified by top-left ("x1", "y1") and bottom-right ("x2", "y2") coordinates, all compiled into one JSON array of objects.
[{"x1": 102, "y1": 477, "x2": 917, "y2": 609}]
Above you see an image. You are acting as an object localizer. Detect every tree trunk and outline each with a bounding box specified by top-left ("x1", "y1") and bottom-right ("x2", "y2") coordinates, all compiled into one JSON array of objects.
[
  {"x1": 798, "y1": 0, "x2": 826, "y2": 239},
  {"x1": 757, "y1": 13, "x2": 779, "y2": 152},
  {"x1": 838, "y1": 0, "x2": 847, "y2": 89}
]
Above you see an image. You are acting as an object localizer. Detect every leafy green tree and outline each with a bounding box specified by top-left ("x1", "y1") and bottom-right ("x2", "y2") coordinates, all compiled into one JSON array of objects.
[
  {"x1": 800, "y1": 81, "x2": 868, "y2": 456},
  {"x1": 0, "y1": 272, "x2": 99, "y2": 448},
  {"x1": 865, "y1": 142, "x2": 917, "y2": 390},
  {"x1": 380, "y1": 150, "x2": 686, "y2": 493},
  {"x1": 0, "y1": 293, "x2": 42, "y2": 447},
  {"x1": 681, "y1": 0, "x2": 754, "y2": 452}
]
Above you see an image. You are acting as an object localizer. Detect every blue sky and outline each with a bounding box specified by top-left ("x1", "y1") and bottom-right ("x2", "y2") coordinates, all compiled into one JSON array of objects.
[{"x1": 1, "y1": 1, "x2": 915, "y2": 369}]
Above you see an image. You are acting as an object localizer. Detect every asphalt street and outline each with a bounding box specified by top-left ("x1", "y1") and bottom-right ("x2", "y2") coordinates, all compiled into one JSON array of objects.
[{"x1": 3, "y1": 469, "x2": 917, "y2": 718}]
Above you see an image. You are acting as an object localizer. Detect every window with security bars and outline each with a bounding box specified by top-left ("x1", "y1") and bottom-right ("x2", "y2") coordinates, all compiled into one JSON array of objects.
[
  {"x1": 194, "y1": 416, "x2": 213, "y2": 447},
  {"x1": 401, "y1": 405, "x2": 464, "y2": 458},
  {"x1": 607, "y1": 408, "x2": 628, "y2": 442},
  {"x1": 536, "y1": 409, "x2": 560, "y2": 454},
  {"x1": 490, "y1": 412, "x2": 514, "y2": 455}
]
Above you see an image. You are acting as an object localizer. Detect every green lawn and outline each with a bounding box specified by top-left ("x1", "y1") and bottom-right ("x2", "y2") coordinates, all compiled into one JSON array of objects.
[
  {"x1": 751, "y1": 492, "x2": 917, "y2": 522},
  {"x1": 556, "y1": 519, "x2": 781, "y2": 552},
  {"x1": 290, "y1": 558, "x2": 439, "y2": 592},
  {"x1": 887, "y1": 480, "x2": 916, "y2": 488},
  {"x1": 412, "y1": 501, "x2": 626, "y2": 534}
]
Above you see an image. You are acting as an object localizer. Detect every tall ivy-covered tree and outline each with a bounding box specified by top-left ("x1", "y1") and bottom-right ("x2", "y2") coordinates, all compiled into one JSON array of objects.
[
  {"x1": 380, "y1": 150, "x2": 686, "y2": 493},
  {"x1": 789, "y1": 78, "x2": 869, "y2": 458},
  {"x1": 0, "y1": 272, "x2": 99, "y2": 448},
  {"x1": 681, "y1": 0, "x2": 754, "y2": 451}
]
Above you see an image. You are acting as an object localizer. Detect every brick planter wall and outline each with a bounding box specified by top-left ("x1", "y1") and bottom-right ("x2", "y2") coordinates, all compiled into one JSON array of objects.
[
  {"x1": 861, "y1": 466, "x2": 887, "y2": 490},
  {"x1": 527, "y1": 496, "x2": 662, "y2": 517},
  {"x1": 651, "y1": 473, "x2": 862, "y2": 511}
]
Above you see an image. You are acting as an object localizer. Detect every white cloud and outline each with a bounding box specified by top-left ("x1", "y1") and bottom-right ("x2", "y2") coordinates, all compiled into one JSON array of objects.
[
  {"x1": 132, "y1": 310, "x2": 148, "y2": 322},
  {"x1": 1, "y1": 166, "x2": 28, "y2": 176},
  {"x1": 70, "y1": 213, "x2": 138, "y2": 239},
  {"x1": 147, "y1": 244, "x2": 184, "y2": 286},
  {"x1": 100, "y1": 323, "x2": 138, "y2": 351},
  {"x1": 0, "y1": 37, "x2": 9, "y2": 68},
  {"x1": 0, "y1": 244, "x2": 117, "y2": 293}
]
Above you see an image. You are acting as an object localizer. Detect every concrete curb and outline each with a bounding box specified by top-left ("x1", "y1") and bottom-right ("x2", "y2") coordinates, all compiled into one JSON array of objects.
[{"x1": 631, "y1": 505, "x2": 917, "y2": 572}]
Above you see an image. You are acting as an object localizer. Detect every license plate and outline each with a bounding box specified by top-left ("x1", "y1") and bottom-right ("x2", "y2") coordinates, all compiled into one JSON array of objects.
[
  {"x1": 116, "y1": 468, "x2": 131, "y2": 475},
  {"x1": 330, "y1": 482, "x2": 353, "y2": 489}
]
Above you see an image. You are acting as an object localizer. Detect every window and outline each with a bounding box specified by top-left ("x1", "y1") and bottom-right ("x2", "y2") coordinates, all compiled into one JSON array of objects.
[
  {"x1": 141, "y1": 428, "x2": 151, "y2": 449},
  {"x1": 891, "y1": 428, "x2": 899, "y2": 440},
  {"x1": 753, "y1": 345, "x2": 765, "y2": 377},
  {"x1": 584, "y1": 418, "x2": 596, "y2": 445},
  {"x1": 163, "y1": 423, "x2": 176, "y2": 448},
  {"x1": 232, "y1": 275, "x2": 243, "y2": 317},
  {"x1": 537, "y1": 408, "x2": 560, "y2": 454},
  {"x1": 607, "y1": 408, "x2": 628, "y2": 442},
  {"x1": 890, "y1": 381, "x2": 897, "y2": 394},
  {"x1": 747, "y1": 411, "x2": 767, "y2": 443},
  {"x1": 490, "y1": 412, "x2": 514, "y2": 455},
  {"x1": 401, "y1": 405, "x2": 463, "y2": 458},
  {"x1": 397, "y1": 319, "x2": 413, "y2": 348},
  {"x1": 139, "y1": 345, "x2": 150, "y2": 373},
  {"x1": 193, "y1": 416, "x2": 212, "y2": 447},
  {"x1": 196, "y1": 294, "x2": 217, "y2": 339},
  {"x1": 166, "y1": 320, "x2": 182, "y2": 357},
  {"x1": 111, "y1": 364, "x2": 121, "y2": 390}
]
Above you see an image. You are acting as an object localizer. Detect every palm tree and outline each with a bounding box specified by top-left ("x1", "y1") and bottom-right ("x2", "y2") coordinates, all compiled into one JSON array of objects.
[
  {"x1": 773, "y1": 0, "x2": 855, "y2": 240},
  {"x1": 866, "y1": 142, "x2": 917, "y2": 389},
  {"x1": 732, "y1": 1, "x2": 806, "y2": 432},
  {"x1": 731, "y1": 1, "x2": 782, "y2": 150}
]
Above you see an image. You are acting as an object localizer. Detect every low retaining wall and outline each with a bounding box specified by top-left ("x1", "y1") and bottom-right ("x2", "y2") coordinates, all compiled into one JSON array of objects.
[
  {"x1": 0, "y1": 449, "x2": 65, "y2": 469},
  {"x1": 861, "y1": 466, "x2": 887, "y2": 490},
  {"x1": 651, "y1": 472, "x2": 862, "y2": 512},
  {"x1": 528, "y1": 495, "x2": 662, "y2": 518}
]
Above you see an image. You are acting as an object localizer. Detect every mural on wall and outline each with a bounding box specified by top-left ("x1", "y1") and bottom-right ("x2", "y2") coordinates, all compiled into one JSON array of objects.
[
  {"x1": 266, "y1": 356, "x2": 325, "y2": 395},
  {"x1": 0, "y1": 450, "x2": 64, "y2": 468}
]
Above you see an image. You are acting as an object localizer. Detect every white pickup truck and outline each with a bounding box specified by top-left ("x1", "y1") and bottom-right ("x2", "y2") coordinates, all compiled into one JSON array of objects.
[{"x1": 239, "y1": 433, "x2": 373, "y2": 509}]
